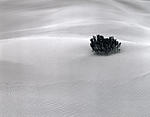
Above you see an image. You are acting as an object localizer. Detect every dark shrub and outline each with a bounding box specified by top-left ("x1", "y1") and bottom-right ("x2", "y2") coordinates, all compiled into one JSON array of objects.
[{"x1": 90, "y1": 35, "x2": 121, "y2": 55}]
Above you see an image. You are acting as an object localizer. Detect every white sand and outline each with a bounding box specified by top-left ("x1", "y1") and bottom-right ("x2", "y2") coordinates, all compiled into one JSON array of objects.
[{"x1": 0, "y1": 0, "x2": 150, "y2": 117}]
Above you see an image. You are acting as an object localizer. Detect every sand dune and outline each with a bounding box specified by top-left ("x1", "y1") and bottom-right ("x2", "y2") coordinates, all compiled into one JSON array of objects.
[
  {"x1": 0, "y1": 0, "x2": 150, "y2": 117},
  {"x1": 0, "y1": 0, "x2": 150, "y2": 41}
]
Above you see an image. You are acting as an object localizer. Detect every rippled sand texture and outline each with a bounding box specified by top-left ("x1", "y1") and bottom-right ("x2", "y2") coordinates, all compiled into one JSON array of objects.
[{"x1": 0, "y1": 0, "x2": 150, "y2": 117}]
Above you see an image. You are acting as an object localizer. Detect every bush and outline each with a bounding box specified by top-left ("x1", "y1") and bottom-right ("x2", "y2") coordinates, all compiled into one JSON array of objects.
[{"x1": 90, "y1": 35, "x2": 121, "y2": 55}]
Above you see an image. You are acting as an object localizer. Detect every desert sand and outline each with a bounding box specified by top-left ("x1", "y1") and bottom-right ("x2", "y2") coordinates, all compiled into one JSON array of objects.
[{"x1": 0, "y1": 0, "x2": 150, "y2": 117}]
